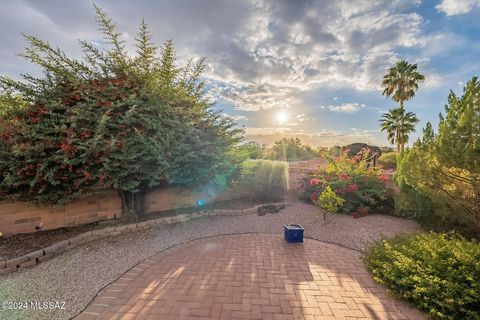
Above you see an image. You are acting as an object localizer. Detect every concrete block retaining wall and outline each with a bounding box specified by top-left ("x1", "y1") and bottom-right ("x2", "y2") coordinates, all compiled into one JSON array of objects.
[{"x1": 0, "y1": 187, "x2": 249, "y2": 235}]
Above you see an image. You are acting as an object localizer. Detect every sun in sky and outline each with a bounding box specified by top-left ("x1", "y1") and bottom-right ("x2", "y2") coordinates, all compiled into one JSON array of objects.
[{"x1": 276, "y1": 111, "x2": 288, "y2": 124}]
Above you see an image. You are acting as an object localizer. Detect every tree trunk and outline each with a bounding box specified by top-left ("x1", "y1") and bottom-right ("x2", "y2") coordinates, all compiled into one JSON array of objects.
[
  {"x1": 399, "y1": 99, "x2": 405, "y2": 153},
  {"x1": 473, "y1": 178, "x2": 480, "y2": 227},
  {"x1": 396, "y1": 130, "x2": 401, "y2": 153},
  {"x1": 118, "y1": 190, "x2": 145, "y2": 223}
]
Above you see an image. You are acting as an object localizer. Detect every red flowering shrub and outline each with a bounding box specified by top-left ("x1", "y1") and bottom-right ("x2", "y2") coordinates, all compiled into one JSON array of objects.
[
  {"x1": 339, "y1": 173, "x2": 351, "y2": 180},
  {"x1": 345, "y1": 183, "x2": 359, "y2": 193},
  {"x1": 0, "y1": 7, "x2": 243, "y2": 217},
  {"x1": 379, "y1": 174, "x2": 390, "y2": 183},
  {"x1": 300, "y1": 149, "x2": 393, "y2": 216}
]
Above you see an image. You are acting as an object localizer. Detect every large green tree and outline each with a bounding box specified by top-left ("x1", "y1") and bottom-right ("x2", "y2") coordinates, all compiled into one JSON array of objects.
[
  {"x1": 396, "y1": 76, "x2": 480, "y2": 233},
  {"x1": 379, "y1": 108, "x2": 419, "y2": 152},
  {"x1": 0, "y1": 5, "x2": 243, "y2": 220},
  {"x1": 381, "y1": 60, "x2": 425, "y2": 110},
  {"x1": 437, "y1": 77, "x2": 480, "y2": 223}
]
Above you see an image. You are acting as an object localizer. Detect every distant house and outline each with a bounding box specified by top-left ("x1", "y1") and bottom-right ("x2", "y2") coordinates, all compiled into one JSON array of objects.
[{"x1": 342, "y1": 143, "x2": 382, "y2": 167}]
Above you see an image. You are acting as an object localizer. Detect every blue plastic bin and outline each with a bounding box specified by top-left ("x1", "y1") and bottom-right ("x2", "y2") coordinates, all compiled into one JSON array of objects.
[{"x1": 284, "y1": 224, "x2": 304, "y2": 243}]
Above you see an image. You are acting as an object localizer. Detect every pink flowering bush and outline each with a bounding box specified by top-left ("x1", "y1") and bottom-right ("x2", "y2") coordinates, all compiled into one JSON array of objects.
[
  {"x1": 379, "y1": 174, "x2": 390, "y2": 183},
  {"x1": 300, "y1": 149, "x2": 393, "y2": 216}
]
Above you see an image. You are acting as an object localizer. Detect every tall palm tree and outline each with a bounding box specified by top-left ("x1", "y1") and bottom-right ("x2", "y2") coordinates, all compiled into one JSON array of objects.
[
  {"x1": 381, "y1": 60, "x2": 425, "y2": 110},
  {"x1": 380, "y1": 108, "x2": 419, "y2": 152}
]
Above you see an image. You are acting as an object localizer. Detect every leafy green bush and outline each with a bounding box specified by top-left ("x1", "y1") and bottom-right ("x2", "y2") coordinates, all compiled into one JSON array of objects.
[
  {"x1": 262, "y1": 138, "x2": 319, "y2": 161},
  {"x1": 394, "y1": 184, "x2": 478, "y2": 238},
  {"x1": 365, "y1": 232, "x2": 480, "y2": 320},
  {"x1": 300, "y1": 149, "x2": 393, "y2": 216},
  {"x1": 378, "y1": 152, "x2": 397, "y2": 170},
  {"x1": 234, "y1": 141, "x2": 264, "y2": 160},
  {"x1": 239, "y1": 159, "x2": 288, "y2": 201},
  {"x1": 316, "y1": 186, "x2": 344, "y2": 220}
]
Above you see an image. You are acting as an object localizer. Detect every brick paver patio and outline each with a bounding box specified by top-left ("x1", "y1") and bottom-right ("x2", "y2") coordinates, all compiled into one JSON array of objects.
[{"x1": 76, "y1": 234, "x2": 424, "y2": 320}]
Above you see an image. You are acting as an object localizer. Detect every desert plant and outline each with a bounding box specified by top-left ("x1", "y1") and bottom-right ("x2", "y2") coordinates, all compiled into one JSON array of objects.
[
  {"x1": 365, "y1": 232, "x2": 480, "y2": 320},
  {"x1": 316, "y1": 186, "x2": 344, "y2": 220},
  {"x1": 234, "y1": 141, "x2": 265, "y2": 160},
  {"x1": 263, "y1": 137, "x2": 319, "y2": 161},
  {"x1": 301, "y1": 149, "x2": 392, "y2": 216},
  {"x1": 239, "y1": 159, "x2": 288, "y2": 201}
]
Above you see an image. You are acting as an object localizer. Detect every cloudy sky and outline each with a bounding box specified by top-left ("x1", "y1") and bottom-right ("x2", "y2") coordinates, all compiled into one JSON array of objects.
[{"x1": 1, "y1": 0, "x2": 479, "y2": 147}]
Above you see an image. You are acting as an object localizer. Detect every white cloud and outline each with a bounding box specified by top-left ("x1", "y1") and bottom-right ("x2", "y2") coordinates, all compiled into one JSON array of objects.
[
  {"x1": 322, "y1": 102, "x2": 366, "y2": 113},
  {"x1": 199, "y1": 0, "x2": 426, "y2": 110},
  {"x1": 423, "y1": 73, "x2": 443, "y2": 89},
  {"x1": 0, "y1": 0, "x2": 429, "y2": 114},
  {"x1": 296, "y1": 113, "x2": 306, "y2": 122},
  {"x1": 436, "y1": 0, "x2": 480, "y2": 15},
  {"x1": 209, "y1": 81, "x2": 298, "y2": 111}
]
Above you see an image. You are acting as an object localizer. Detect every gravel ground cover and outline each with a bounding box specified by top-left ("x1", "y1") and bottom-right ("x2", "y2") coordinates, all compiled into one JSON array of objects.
[
  {"x1": 0, "y1": 202, "x2": 422, "y2": 320},
  {"x1": 0, "y1": 197, "x2": 265, "y2": 260},
  {"x1": 0, "y1": 222, "x2": 112, "y2": 260}
]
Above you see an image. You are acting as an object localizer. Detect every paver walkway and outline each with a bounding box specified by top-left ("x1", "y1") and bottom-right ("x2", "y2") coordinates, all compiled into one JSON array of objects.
[{"x1": 76, "y1": 234, "x2": 424, "y2": 320}]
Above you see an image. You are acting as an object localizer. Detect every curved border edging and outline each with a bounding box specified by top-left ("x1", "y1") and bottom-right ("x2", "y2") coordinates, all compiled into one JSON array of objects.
[
  {"x1": 70, "y1": 232, "x2": 362, "y2": 319},
  {"x1": 0, "y1": 202, "x2": 289, "y2": 276}
]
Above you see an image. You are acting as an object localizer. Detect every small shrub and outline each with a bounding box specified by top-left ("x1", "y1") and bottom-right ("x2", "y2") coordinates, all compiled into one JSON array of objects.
[
  {"x1": 365, "y1": 232, "x2": 480, "y2": 320},
  {"x1": 239, "y1": 159, "x2": 288, "y2": 201},
  {"x1": 378, "y1": 152, "x2": 397, "y2": 170},
  {"x1": 316, "y1": 186, "x2": 344, "y2": 220}
]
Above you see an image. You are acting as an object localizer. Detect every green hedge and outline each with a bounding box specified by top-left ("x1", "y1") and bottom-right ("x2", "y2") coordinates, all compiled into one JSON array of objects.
[
  {"x1": 239, "y1": 159, "x2": 288, "y2": 201},
  {"x1": 365, "y1": 232, "x2": 480, "y2": 320},
  {"x1": 393, "y1": 184, "x2": 478, "y2": 238}
]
